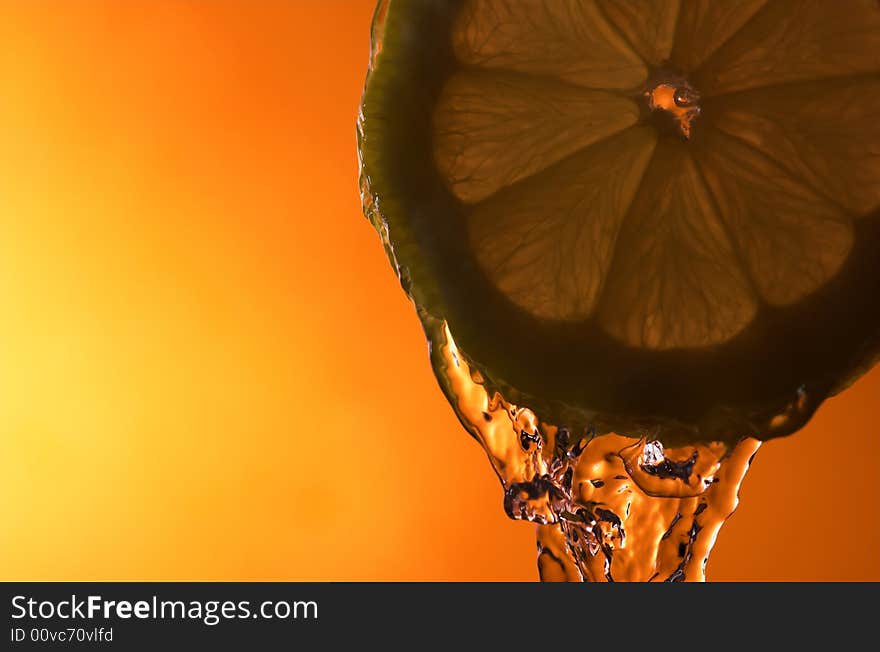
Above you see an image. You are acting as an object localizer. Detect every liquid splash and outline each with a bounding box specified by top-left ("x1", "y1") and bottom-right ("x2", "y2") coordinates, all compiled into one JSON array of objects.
[{"x1": 422, "y1": 311, "x2": 760, "y2": 582}]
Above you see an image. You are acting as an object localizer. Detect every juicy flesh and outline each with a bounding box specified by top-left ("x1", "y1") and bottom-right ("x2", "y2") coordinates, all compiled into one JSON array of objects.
[{"x1": 432, "y1": 0, "x2": 879, "y2": 350}]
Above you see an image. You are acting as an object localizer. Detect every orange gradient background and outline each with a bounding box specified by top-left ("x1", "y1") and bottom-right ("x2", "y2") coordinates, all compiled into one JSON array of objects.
[{"x1": 1, "y1": 1, "x2": 877, "y2": 581}]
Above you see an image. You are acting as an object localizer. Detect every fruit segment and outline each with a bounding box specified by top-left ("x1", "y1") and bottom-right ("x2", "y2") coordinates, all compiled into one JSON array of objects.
[
  {"x1": 697, "y1": 129, "x2": 853, "y2": 307},
  {"x1": 697, "y1": 0, "x2": 880, "y2": 97},
  {"x1": 598, "y1": 141, "x2": 756, "y2": 349},
  {"x1": 670, "y1": 0, "x2": 768, "y2": 74},
  {"x1": 704, "y1": 77, "x2": 880, "y2": 216},
  {"x1": 452, "y1": 0, "x2": 646, "y2": 90},
  {"x1": 433, "y1": 70, "x2": 639, "y2": 204},
  {"x1": 597, "y1": 0, "x2": 680, "y2": 67},
  {"x1": 468, "y1": 127, "x2": 655, "y2": 320}
]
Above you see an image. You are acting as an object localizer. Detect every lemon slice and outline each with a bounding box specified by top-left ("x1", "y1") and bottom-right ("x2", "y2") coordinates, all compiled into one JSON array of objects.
[{"x1": 358, "y1": 0, "x2": 880, "y2": 444}]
